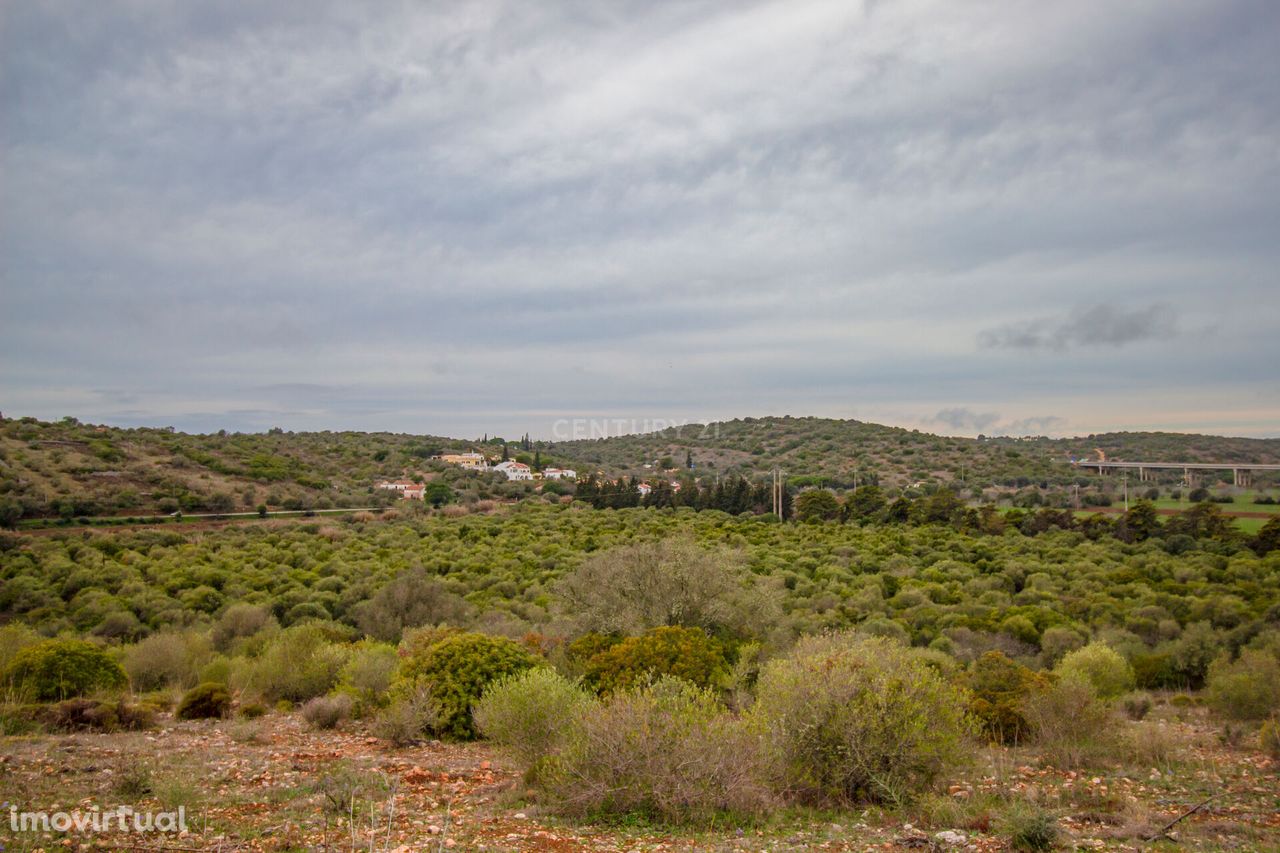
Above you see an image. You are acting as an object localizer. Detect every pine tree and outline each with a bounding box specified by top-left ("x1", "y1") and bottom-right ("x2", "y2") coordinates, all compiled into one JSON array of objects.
[
  {"x1": 686, "y1": 450, "x2": 694, "y2": 469},
  {"x1": 502, "y1": 443, "x2": 509, "y2": 461}
]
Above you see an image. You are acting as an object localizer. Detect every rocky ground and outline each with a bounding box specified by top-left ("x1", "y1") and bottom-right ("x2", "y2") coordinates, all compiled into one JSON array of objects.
[{"x1": 0, "y1": 705, "x2": 1277, "y2": 852}]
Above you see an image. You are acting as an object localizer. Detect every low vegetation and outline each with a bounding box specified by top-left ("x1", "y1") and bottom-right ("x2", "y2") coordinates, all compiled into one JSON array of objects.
[{"x1": 0, "y1": 483, "x2": 1277, "y2": 847}]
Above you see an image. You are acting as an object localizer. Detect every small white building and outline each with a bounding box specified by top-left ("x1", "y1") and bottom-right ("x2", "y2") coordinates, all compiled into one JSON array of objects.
[
  {"x1": 542, "y1": 468, "x2": 576, "y2": 480},
  {"x1": 637, "y1": 483, "x2": 652, "y2": 498},
  {"x1": 377, "y1": 480, "x2": 425, "y2": 499},
  {"x1": 494, "y1": 460, "x2": 533, "y2": 481}
]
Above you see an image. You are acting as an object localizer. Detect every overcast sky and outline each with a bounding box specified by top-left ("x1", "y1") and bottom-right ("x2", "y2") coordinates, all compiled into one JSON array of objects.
[{"x1": 2, "y1": 0, "x2": 1278, "y2": 440}]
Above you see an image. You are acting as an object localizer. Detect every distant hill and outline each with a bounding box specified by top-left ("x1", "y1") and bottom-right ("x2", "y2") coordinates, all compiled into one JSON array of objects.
[
  {"x1": 551, "y1": 416, "x2": 1280, "y2": 491},
  {"x1": 0, "y1": 416, "x2": 513, "y2": 519},
  {"x1": 2, "y1": 414, "x2": 1276, "y2": 520}
]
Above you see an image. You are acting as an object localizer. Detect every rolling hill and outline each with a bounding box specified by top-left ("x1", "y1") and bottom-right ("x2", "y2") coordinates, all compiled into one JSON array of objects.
[{"x1": 2, "y1": 414, "x2": 1277, "y2": 521}]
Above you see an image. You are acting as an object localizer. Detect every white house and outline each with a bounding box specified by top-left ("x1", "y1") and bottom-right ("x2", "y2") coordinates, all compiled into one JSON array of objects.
[
  {"x1": 542, "y1": 468, "x2": 576, "y2": 480},
  {"x1": 493, "y1": 460, "x2": 533, "y2": 481},
  {"x1": 377, "y1": 480, "x2": 425, "y2": 499},
  {"x1": 636, "y1": 483, "x2": 652, "y2": 498}
]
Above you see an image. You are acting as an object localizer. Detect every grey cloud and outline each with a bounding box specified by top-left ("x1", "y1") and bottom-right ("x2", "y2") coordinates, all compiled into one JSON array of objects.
[
  {"x1": 978, "y1": 304, "x2": 1177, "y2": 351},
  {"x1": 1, "y1": 1, "x2": 1278, "y2": 438},
  {"x1": 929, "y1": 409, "x2": 1067, "y2": 437},
  {"x1": 932, "y1": 408, "x2": 1002, "y2": 433}
]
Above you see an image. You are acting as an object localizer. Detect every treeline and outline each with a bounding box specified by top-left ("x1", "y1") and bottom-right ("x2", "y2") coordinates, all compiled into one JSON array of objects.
[
  {"x1": 790, "y1": 486, "x2": 1280, "y2": 556},
  {"x1": 574, "y1": 473, "x2": 792, "y2": 516}
]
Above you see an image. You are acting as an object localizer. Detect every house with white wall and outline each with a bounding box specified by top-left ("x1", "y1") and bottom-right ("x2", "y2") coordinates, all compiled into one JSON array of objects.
[{"x1": 493, "y1": 460, "x2": 533, "y2": 481}]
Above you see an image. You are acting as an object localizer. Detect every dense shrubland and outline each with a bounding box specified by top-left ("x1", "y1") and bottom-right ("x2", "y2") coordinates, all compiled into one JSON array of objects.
[{"x1": 1, "y1": 502, "x2": 1278, "y2": 825}]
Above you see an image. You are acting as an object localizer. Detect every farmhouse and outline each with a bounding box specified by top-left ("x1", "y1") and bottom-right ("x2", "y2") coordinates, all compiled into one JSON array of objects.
[
  {"x1": 493, "y1": 460, "x2": 533, "y2": 481},
  {"x1": 376, "y1": 480, "x2": 425, "y2": 499},
  {"x1": 542, "y1": 468, "x2": 576, "y2": 480},
  {"x1": 436, "y1": 452, "x2": 489, "y2": 469}
]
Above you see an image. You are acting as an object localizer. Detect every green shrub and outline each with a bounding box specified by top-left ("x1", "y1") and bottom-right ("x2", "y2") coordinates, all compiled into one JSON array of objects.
[
  {"x1": 1022, "y1": 679, "x2": 1113, "y2": 769},
  {"x1": 0, "y1": 702, "x2": 42, "y2": 735},
  {"x1": 175, "y1": 682, "x2": 231, "y2": 720},
  {"x1": 337, "y1": 640, "x2": 398, "y2": 708},
  {"x1": 999, "y1": 800, "x2": 1059, "y2": 851},
  {"x1": 474, "y1": 668, "x2": 595, "y2": 771},
  {"x1": 964, "y1": 651, "x2": 1048, "y2": 745},
  {"x1": 0, "y1": 623, "x2": 42, "y2": 670},
  {"x1": 1260, "y1": 716, "x2": 1280, "y2": 762},
  {"x1": 352, "y1": 568, "x2": 471, "y2": 642},
  {"x1": 211, "y1": 603, "x2": 277, "y2": 653},
  {"x1": 43, "y1": 697, "x2": 155, "y2": 732},
  {"x1": 1131, "y1": 652, "x2": 1178, "y2": 690},
  {"x1": 583, "y1": 626, "x2": 728, "y2": 694},
  {"x1": 301, "y1": 693, "x2": 354, "y2": 729},
  {"x1": 238, "y1": 701, "x2": 267, "y2": 719},
  {"x1": 393, "y1": 631, "x2": 540, "y2": 740},
  {"x1": 112, "y1": 763, "x2": 154, "y2": 798},
  {"x1": 1121, "y1": 691, "x2": 1153, "y2": 721},
  {"x1": 199, "y1": 654, "x2": 232, "y2": 685},
  {"x1": 123, "y1": 631, "x2": 210, "y2": 691},
  {"x1": 555, "y1": 539, "x2": 777, "y2": 637},
  {"x1": 1038, "y1": 625, "x2": 1085, "y2": 667},
  {"x1": 1, "y1": 639, "x2": 127, "y2": 701},
  {"x1": 750, "y1": 633, "x2": 972, "y2": 806},
  {"x1": 1054, "y1": 643, "x2": 1135, "y2": 699},
  {"x1": 373, "y1": 687, "x2": 438, "y2": 746},
  {"x1": 545, "y1": 676, "x2": 773, "y2": 822},
  {"x1": 1205, "y1": 649, "x2": 1280, "y2": 720},
  {"x1": 233, "y1": 624, "x2": 350, "y2": 703}
]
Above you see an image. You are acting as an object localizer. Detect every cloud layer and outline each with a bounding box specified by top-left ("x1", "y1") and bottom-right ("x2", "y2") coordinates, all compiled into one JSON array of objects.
[
  {"x1": 979, "y1": 303, "x2": 1178, "y2": 351},
  {"x1": 1, "y1": 1, "x2": 1278, "y2": 437}
]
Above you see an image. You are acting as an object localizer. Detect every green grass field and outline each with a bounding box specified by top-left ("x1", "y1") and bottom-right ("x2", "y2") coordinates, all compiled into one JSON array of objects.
[{"x1": 1145, "y1": 491, "x2": 1280, "y2": 514}]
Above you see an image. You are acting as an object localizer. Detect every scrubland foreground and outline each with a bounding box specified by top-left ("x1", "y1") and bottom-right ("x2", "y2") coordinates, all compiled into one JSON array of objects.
[
  {"x1": 2, "y1": 504, "x2": 1280, "y2": 851},
  {"x1": 0, "y1": 698, "x2": 1276, "y2": 852}
]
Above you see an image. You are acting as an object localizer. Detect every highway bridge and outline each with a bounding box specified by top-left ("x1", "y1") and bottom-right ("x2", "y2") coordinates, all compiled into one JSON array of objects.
[{"x1": 1073, "y1": 460, "x2": 1280, "y2": 487}]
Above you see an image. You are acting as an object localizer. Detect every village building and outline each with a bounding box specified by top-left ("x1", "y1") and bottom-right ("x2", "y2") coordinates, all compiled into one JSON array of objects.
[
  {"x1": 493, "y1": 460, "x2": 533, "y2": 481},
  {"x1": 376, "y1": 480, "x2": 425, "y2": 499},
  {"x1": 436, "y1": 452, "x2": 489, "y2": 469},
  {"x1": 542, "y1": 468, "x2": 576, "y2": 480}
]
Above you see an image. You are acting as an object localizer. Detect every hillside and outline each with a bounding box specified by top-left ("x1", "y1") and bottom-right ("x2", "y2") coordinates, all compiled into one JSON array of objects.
[
  {"x1": 553, "y1": 416, "x2": 1280, "y2": 491},
  {"x1": 2, "y1": 414, "x2": 1278, "y2": 521},
  {"x1": 0, "y1": 416, "x2": 531, "y2": 520}
]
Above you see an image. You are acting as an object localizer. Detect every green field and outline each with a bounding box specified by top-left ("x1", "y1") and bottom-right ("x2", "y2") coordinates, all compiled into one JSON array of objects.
[{"x1": 1140, "y1": 489, "x2": 1279, "y2": 511}]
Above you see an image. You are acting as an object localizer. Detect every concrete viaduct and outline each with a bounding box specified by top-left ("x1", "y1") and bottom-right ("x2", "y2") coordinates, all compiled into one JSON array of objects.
[{"x1": 1078, "y1": 460, "x2": 1280, "y2": 487}]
